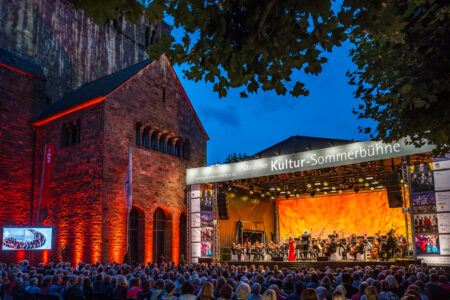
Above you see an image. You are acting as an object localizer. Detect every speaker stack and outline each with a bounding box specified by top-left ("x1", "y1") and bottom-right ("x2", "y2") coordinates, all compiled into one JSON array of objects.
[
  {"x1": 218, "y1": 191, "x2": 229, "y2": 220},
  {"x1": 384, "y1": 172, "x2": 403, "y2": 208}
]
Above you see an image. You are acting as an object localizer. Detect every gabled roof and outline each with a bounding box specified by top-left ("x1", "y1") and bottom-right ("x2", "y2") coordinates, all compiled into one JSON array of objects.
[
  {"x1": 0, "y1": 46, "x2": 45, "y2": 79},
  {"x1": 32, "y1": 56, "x2": 208, "y2": 140},
  {"x1": 252, "y1": 135, "x2": 353, "y2": 159},
  {"x1": 33, "y1": 59, "x2": 153, "y2": 123}
]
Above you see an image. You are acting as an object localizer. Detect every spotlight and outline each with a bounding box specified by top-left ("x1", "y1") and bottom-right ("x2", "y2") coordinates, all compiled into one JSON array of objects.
[
  {"x1": 266, "y1": 191, "x2": 271, "y2": 195},
  {"x1": 366, "y1": 176, "x2": 373, "y2": 180},
  {"x1": 376, "y1": 185, "x2": 384, "y2": 189},
  {"x1": 276, "y1": 187, "x2": 281, "y2": 191},
  {"x1": 364, "y1": 182, "x2": 369, "y2": 187},
  {"x1": 271, "y1": 196, "x2": 275, "y2": 200},
  {"x1": 314, "y1": 182, "x2": 321, "y2": 186},
  {"x1": 372, "y1": 181, "x2": 378, "y2": 185},
  {"x1": 307, "y1": 183, "x2": 312, "y2": 188},
  {"x1": 249, "y1": 190, "x2": 254, "y2": 195},
  {"x1": 310, "y1": 191, "x2": 316, "y2": 197},
  {"x1": 316, "y1": 188, "x2": 320, "y2": 192},
  {"x1": 323, "y1": 182, "x2": 328, "y2": 186},
  {"x1": 270, "y1": 187, "x2": 275, "y2": 191},
  {"x1": 322, "y1": 187, "x2": 330, "y2": 190},
  {"x1": 332, "y1": 186, "x2": 336, "y2": 190},
  {"x1": 324, "y1": 191, "x2": 328, "y2": 195},
  {"x1": 261, "y1": 193, "x2": 265, "y2": 197},
  {"x1": 354, "y1": 186, "x2": 360, "y2": 193},
  {"x1": 338, "y1": 189, "x2": 343, "y2": 194},
  {"x1": 400, "y1": 179, "x2": 404, "y2": 183},
  {"x1": 358, "y1": 178, "x2": 364, "y2": 183},
  {"x1": 370, "y1": 187, "x2": 374, "y2": 190},
  {"x1": 295, "y1": 193, "x2": 300, "y2": 197}
]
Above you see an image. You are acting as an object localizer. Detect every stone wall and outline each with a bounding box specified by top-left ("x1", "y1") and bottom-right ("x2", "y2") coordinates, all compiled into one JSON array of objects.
[
  {"x1": 102, "y1": 58, "x2": 207, "y2": 264},
  {"x1": 0, "y1": 65, "x2": 45, "y2": 263},
  {"x1": 0, "y1": 0, "x2": 166, "y2": 103},
  {"x1": 31, "y1": 102, "x2": 105, "y2": 264}
]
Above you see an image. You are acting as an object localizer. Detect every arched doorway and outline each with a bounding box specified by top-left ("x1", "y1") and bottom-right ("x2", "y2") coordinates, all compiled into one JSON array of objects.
[
  {"x1": 153, "y1": 207, "x2": 172, "y2": 262},
  {"x1": 128, "y1": 206, "x2": 145, "y2": 263},
  {"x1": 179, "y1": 212, "x2": 187, "y2": 263}
]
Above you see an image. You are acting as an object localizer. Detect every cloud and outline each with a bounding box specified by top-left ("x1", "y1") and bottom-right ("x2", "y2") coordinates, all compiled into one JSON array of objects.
[{"x1": 198, "y1": 104, "x2": 240, "y2": 128}]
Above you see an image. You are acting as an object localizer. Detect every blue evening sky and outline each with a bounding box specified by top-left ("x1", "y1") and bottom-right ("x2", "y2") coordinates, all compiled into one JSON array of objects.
[{"x1": 173, "y1": 41, "x2": 376, "y2": 165}]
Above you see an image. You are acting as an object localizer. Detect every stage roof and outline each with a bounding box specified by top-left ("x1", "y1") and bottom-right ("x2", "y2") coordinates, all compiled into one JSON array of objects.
[{"x1": 187, "y1": 139, "x2": 434, "y2": 185}]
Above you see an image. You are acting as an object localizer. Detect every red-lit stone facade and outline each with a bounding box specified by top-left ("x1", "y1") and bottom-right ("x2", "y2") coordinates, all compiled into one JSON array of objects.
[{"x1": 0, "y1": 58, "x2": 207, "y2": 265}]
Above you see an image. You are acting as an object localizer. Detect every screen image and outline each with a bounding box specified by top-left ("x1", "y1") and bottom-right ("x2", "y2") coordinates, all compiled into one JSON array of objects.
[
  {"x1": 200, "y1": 212, "x2": 213, "y2": 227},
  {"x1": 413, "y1": 214, "x2": 438, "y2": 234},
  {"x1": 411, "y1": 162, "x2": 433, "y2": 173},
  {"x1": 200, "y1": 189, "x2": 213, "y2": 211},
  {"x1": 412, "y1": 193, "x2": 436, "y2": 206},
  {"x1": 410, "y1": 171, "x2": 434, "y2": 192},
  {"x1": 201, "y1": 241, "x2": 213, "y2": 256},
  {"x1": 201, "y1": 227, "x2": 213, "y2": 241},
  {"x1": 415, "y1": 235, "x2": 440, "y2": 254},
  {"x1": 278, "y1": 191, "x2": 407, "y2": 239},
  {"x1": 2, "y1": 227, "x2": 52, "y2": 250}
]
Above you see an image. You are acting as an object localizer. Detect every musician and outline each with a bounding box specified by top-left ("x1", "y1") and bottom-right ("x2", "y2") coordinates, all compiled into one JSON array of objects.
[
  {"x1": 386, "y1": 229, "x2": 398, "y2": 260},
  {"x1": 398, "y1": 234, "x2": 407, "y2": 257},
  {"x1": 331, "y1": 231, "x2": 339, "y2": 239},
  {"x1": 231, "y1": 242, "x2": 244, "y2": 261},
  {"x1": 301, "y1": 230, "x2": 311, "y2": 259}
]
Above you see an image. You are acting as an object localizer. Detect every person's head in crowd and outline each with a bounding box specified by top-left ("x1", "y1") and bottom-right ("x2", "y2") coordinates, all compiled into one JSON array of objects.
[
  {"x1": 364, "y1": 286, "x2": 378, "y2": 300},
  {"x1": 181, "y1": 281, "x2": 195, "y2": 295},
  {"x1": 331, "y1": 290, "x2": 345, "y2": 300},
  {"x1": 67, "y1": 275, "x2": 78, "y2": 289},
  {"x1": 319, "y1": 276, "x2": 331, "y2": 290},
  {"x1": 370, "y1": 280, "x2": 381, "y2": 293},
  {"x1": 315, "y1": 286, "x2": 327, "y2": 300},
  {"x1": 300, "y1": 288, "x2": 318, "y2": 300},
  {"x1": 29, "y1": 277, "x2": 38, "y2": 287},
  {"x1": 294, "y1": 281, "x2": 306, "y2": 295},
  {"x1": 199, "y1": 281, "x2": 215, "y2": 300},
  {"x1": 236, "y1": 282, "x2": 251, "y2": 300},
  {"x1": 219, "y1": 284, "x2": 233, "y2": 300},
  {"x1": 251, "y1": 282, "x2": 262, "y2": 295},
  {"x1": 262, "y1": 289, "x2": 277, "y2": 300},
  {"x1": 342, "y1": 273, "x2": 352, "y2": 285},
  {"x1": 268, "y1": 284, "x2": 280, "y2": 295},
  {"x1": 117, "y1": 275, "x2": 128, "y2": 288},
  {"x1": 165, "y1": 280, "x2": 176, "y2": 295},
  {"x1": 141, "y1": 279, "x2": 151, "y2": 292}
]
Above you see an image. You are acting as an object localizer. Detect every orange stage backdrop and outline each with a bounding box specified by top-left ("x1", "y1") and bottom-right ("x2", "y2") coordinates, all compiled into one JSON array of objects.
[{"x1": 278, "y1": 191, "x2": 407, "y2": 240}]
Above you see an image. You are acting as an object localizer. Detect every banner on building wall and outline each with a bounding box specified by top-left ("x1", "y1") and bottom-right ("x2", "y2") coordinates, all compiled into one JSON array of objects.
[
  {"x1": 37, "y1": 144, "x2": 54, "y2": 224},
  {"x1": 124, "y1": 145, "x2": 133, "y2": 211}
]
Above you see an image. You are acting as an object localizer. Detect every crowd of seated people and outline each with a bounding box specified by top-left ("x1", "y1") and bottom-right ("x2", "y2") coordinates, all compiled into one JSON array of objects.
[{"x1": 0, "y1": 260, "x2": 449, "y2": 300}]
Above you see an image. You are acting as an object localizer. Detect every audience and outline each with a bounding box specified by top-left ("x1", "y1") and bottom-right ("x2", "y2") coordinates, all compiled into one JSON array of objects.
[{"x1": 0, "y1": 260, "x2": 448, "y2": 300}]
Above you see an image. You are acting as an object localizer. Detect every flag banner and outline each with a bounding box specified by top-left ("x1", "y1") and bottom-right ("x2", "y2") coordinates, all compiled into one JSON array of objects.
[
  {"x1": 37, "y1": 144, "x2": 54, "y2": 224},
  {"x1": 124, "y1": 145, "x2": 132, "y2": 211}
]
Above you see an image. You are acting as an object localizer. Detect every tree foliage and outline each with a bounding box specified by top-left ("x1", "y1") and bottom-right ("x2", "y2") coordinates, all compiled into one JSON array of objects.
[
  {"x1": 223, "y1": 152, "x2": 249, "y2": 164},
  {"x1": 69, "y1": 0, "x2": 449, "y2": 153},
  {"x1": 341, "y1": 0, "x2": 449, "y2": 154}
]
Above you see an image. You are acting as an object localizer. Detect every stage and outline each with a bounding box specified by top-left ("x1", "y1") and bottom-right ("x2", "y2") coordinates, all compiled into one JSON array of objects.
[{"x1": 222, "y1": 259, "x2": 420, "y2": 270}]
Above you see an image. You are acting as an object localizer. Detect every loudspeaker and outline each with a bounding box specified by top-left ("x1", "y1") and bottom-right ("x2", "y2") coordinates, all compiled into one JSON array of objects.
[
  {"x1": 385, "y1": 172, "x2": 403, "y2": 208},
  {"x1": 317, "y1": 256, "x2": 329, "y2": 261},
  {"x1": 218, "y1": 192, "x2": 229, "y2": 220}
]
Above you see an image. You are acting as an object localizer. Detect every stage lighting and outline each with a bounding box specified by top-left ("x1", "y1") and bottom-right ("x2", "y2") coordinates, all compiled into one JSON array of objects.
[
  {"x1": 364, "y1": 182, "x2": 369, "y2": 187},
  {"x1": 307, "y1": 183, "x2": 312, "y2": 188},
  {"x1": 358, "y1": 178, "x2": 364, "y2": 183},
  {"x1": 372, "y1": 181, "x2": 378, "y2": 185},
  {"x1": 324, "y1": 191, "x2": 328, "y2": 195},
  {"x1": 376, "y1": 185, "x2": 384, "y2": 189},
  {"x1": 323, "y1": 181, "x2": 328, "y2": 186},
  {"x1": 400, "y1": 179, "x2": 404, "y2": 183},
  {"x1": 270, "y1": 187, "x2": 275, "y2": 191},
  {"x1": 295, "y1": 193, "x2": 300, "y2": 197},
  {"x1": 370, "y1": 187, "x2": 374, "y2": 190},
  {"x1": 338, "y1": 189, "x2": 343, "y2": 193},
  {"x1": 366, "y1": 176, "x2": 373, "y2": 180},
  {"x1": 332, "y1": 186, "x2": 336, "y2": 190},
  {"x1": 249, "y1": 190, "x2": 254, "y2": 195},
  {"x1": 316, "y1": 188, "x2": 320, "y2": 192},
  {"x1": 314, "y1": 182, "x2": 321, "y2": 186},
  {"x1": 266, "y1": 191, "x2": 271, "y2": 195},
  {"x1": 322, "y1": 187, "x2": 329, "y2": 190},
  {"x1": 276, "y1": 187, "x2": 281, "y2": 191},
  {"x1": 310, "y1": 191, "x2": 316, "y2": 197},
  {"x1": 271, "y1": 196, "x2": 275, "y2": 200},
  {"x1": 354, "y1": 186, "x2": 360, "y2": 193},
  {"x1": 261, "y1": 193, "x2": 265, "y2": 197}
]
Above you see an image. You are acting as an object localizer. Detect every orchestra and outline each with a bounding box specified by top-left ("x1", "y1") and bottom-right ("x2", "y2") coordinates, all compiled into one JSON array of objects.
[{"x1": 231, "y1": 229, "x2": 408, "y2": 262}]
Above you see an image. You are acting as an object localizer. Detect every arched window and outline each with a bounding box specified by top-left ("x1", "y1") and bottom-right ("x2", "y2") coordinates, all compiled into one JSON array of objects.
[
  {"x1": 151, "y1": 131, "x2": 159, "y2": 150},
  {"x1": 182, "y1": 140, "x2": 190, "y2": 160},
  {"x1": 71, "y1": 120, "x2": 80, "y2": 145},
  {"x1": 167, "y1": 138, "x2": 174, "y2": 155},
  {"x1": 61, "y1": 124, "x2": 70, "y2": 148},
  {"x1": 135, "y1": 122, "x2": 142, "y2": 146},
  {"x1": 61, "y1": 120, "x2": 80, "y2": 148},
  {"x1": 142, "y1": 127, "x2": 150, "y2": 148},
  {"x1": 153, "y1": 207, "x2": 172, "y2": 262},
  {"x1": 175, "y1": 141, "x2": 181, "y2": 157},
  {"x1": 128, "y1": 206, "x2": 145, "y2": 263},
  {"x1": 159, "y1": 134, "x2": 167, "y2": 153},
  {"x1": 179, "y1": 213, "x2": 187, "y2": 262}
]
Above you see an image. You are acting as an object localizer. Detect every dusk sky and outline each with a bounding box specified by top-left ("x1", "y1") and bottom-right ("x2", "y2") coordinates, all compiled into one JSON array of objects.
[{"x1": 173, "y1": 41, "x2": 376, "y2": 165}]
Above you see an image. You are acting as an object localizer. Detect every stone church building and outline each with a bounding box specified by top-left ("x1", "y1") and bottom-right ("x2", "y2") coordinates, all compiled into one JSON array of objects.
[{"x1": 0, "y1": 0, "x2": 207, "y2": 265}]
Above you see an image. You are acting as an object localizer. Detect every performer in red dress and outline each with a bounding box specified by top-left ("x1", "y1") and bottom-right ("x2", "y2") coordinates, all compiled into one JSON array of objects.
[{"x1": 288, "y1": 237, "x2": 296, "y2": 261}]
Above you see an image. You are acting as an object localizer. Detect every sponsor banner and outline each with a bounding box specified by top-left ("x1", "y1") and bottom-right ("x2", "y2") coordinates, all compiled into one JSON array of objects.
[
  {"x1": 418, "y1": 255, "x2": 450, "y2": 265},
  {"x1": 187, "y1": 140, "x2": 434, "y2": 185},
  {"x1": 437, "y1": 213, "x2": 450, "y2": 233},
  {"x1": 439, "y1": 235, "x2": 450, "y2": 255},
  {"x1": 191, "y1": 213, "x2": 200, "y2": 227},
  {"x1": 434, "y1": 170, "x2": 450, "y2": 191},
  {"x1": 436, "y1": 192, "x2": 450, "y2": 212},
  {"x1": 433, "y1": 160, "x2": 450, "y2": 170},
  {"x1": 192, "y1": 243, "x2": 201, "y2": 257}
]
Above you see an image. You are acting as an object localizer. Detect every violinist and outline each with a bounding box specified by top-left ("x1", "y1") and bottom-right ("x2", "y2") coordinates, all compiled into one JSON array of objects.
[{"x1": 301, "y1": 230, "x2": 311, "y2": 259}]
